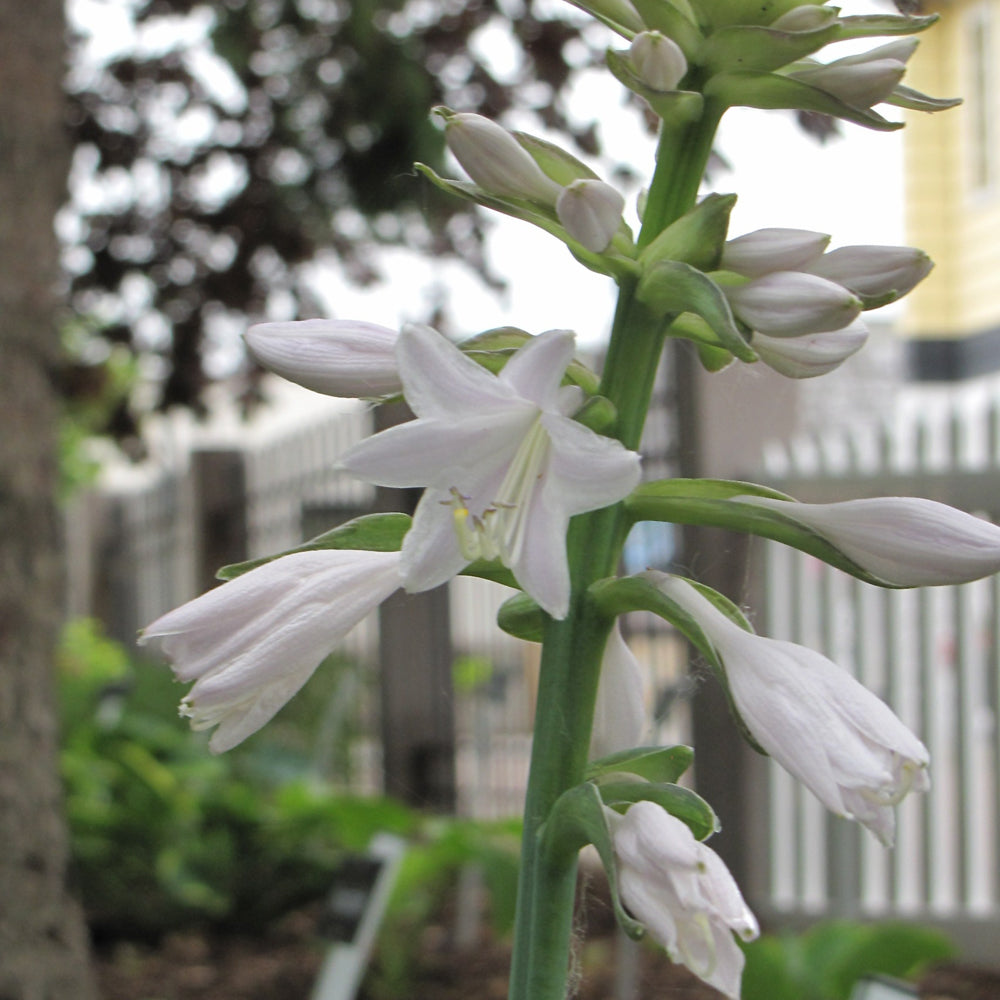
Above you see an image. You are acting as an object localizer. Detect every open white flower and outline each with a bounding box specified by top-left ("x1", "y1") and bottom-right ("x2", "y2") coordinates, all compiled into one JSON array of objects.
[
  {"x1": 609, "y1": 801, "x2": 758, "y2": 1000},
  {"x1": 140, "y1": 550, "x2": 403, "y2": 752},
  {"x1": 652, "y1": 573, "x2": 929, "y2": 845},
  {"x1": 591, "y1": 623, "x2": 649, "y2": 759},
  {"x1": 731, "y1": 494, "x2": 1000, "y2": 586},
  {"x1": 340, "y1": 324, "x2": 641, "y2": 619},
  {"x1": 245, "y1": 319, "x2": 402, "y2": 397}
]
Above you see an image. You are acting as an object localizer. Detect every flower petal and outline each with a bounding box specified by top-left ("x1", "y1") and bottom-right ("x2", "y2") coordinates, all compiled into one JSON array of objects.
[
  {"x1": 499, "y1": 328, "x2": 577, "y2": 407},
  {"x1": 542, "y1": 412, "x2": 643, "y2": 515},
  {"x1": 396, "y1": 323, "x2": 519, "y2": 418}
]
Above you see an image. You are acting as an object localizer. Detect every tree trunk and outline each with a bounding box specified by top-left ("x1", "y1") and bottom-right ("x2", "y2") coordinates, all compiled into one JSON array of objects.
[{"x1": 0, "y1": 1, "x2": 98, "y2": 996}]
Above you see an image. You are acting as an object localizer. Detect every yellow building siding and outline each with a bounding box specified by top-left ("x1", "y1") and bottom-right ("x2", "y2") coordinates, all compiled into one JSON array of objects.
[{"x1": 904, "y1": 0, "x2": 1000, "y2": 338}]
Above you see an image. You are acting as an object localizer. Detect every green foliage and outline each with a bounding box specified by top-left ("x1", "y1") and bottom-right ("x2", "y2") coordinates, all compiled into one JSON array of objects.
[
  {"x1": 740, "y1": 920, "x2": 957, "y2": 1000},
  {"x1": 367, "y1": 816, "x2": 522, "y2": 999},
  {"x1": 58, "y1": 619, "x2": 414, "y2": 939},
  {"x1": 58, "y1": 618, "x2": 520, "y2": 953}
]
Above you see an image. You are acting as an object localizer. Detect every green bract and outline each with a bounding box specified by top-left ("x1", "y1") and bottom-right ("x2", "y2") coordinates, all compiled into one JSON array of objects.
[
  {"x1": 637, "y1": 259, "x2": 757, "y2": 360},
  {"x1": 216, "y1": 513, "x2": 412, "y2": 580}
]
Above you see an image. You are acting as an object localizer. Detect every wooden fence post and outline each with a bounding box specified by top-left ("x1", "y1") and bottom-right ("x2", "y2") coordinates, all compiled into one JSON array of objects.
[
  {"x1": 191, "y1": 449, "x2": 250, "y2": 592},
  {"x1": 373, "y1": 404, "x2": 457, "y2": 812}
]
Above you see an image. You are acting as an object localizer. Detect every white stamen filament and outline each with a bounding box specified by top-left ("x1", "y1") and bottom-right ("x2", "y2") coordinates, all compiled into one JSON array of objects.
[{"x1": 445, "y1": 416, "x2": 550, "y2": 565}]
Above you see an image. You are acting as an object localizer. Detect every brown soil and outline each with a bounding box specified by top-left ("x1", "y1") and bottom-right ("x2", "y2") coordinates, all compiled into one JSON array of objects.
[{"x1": 93, "y1": 893, "x2": 726, "y2": 1000}]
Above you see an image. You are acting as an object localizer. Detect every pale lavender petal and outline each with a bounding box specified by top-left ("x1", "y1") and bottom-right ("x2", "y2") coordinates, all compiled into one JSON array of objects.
[
  {"x1": 499, "y1": 328, "x2": 577, "y2": 407},
  {"x1": 542, "y1": 413, "x2": 642, "y2": 516},
  {"x1": 400, "y1": 487, "x2": 474, "y2": 592},
  {"x1": 396, "y1": 323, "x2": 517, "y2": 418},
  {"x1": 340, "y1": 412, "x2": 529, "y2": 489}
]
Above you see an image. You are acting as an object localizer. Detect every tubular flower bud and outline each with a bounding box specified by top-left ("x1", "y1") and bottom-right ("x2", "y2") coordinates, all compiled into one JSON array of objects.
[
  {"x1": 721, "y1": 227, "x2": 830, "y2": 279},
  {"x1": 770, "y1": 5, "x2": 839, "y2": 31},
  {"x1": 140, "y1": 550, "x2": 404, "y2": 752},
  {"x1": 730, "y1": 494, "x2": 1000, "y2": 586},
  {"x1": 723, "y1": 270, "x2": 862, "y2": 337},
  {"x1": 436, "y1": 109, "x2": 561, "y2": 203},
  {"x1": 556, "y1": 179, "x2": 626, "y2": 253},
  {"x1": 608, "y1": 801, "x2": 758, "y2": 1000},
  {"x1": 653, "y1": 573, "x2": 929, "y2": 846},
  {"x1": 804, "y1": 244, "x2": 933, "y2": 299},
  {"x1": 245, "y1": 319, "x2": 402, "y2": 397},
  {"x1": 590, "y1": 623, "x2": 649, "y2": 759},
  {"x1": 751, "y1": 320, "x2": 868, "y2": 378},
  {"x1": 629, "y1": 31, "x2": 689, "y2": 92},
  {"x1": 788, "y1": 38, "x2": 918, "y2": 109}
]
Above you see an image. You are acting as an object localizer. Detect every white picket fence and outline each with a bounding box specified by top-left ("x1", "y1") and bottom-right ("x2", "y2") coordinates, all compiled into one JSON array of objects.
[{"x1": 756, "y1": 383, "x2": 1000, "y2": 953}]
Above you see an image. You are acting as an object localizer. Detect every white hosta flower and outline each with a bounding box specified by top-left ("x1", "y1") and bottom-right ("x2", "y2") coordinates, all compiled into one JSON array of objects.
[
  {"x1": 731, "y1": 494, "x2": 1000, "y2": 586},
  {"x1": 751, "y1": 320, "x2": 868, "y2": 378},
  {"x1": 245, "y1": 319, "x2": 402, "y2": 397},
  {"x1": 721, "y1": 227, "x2": 829, "y2": 279},
  {"x1": 724, "y1": 270, "x2": 862, "y2": 338},
  {"x1": 629, "y1": 31, "x2": 688, "y2": 92},
  {"x1": 556, "y1": 179, "x2": 626, "y2": 253},
  {"x1": 591, "y1": 623, "x2": 649, "y2": 758},
  {"x1": 436, "y1": 109, "x2": 561, "y2": 204},
  {"x1": 804, "y1": 245, "x2": 933, "y2": 300},
  {"x1": 654, "y1": 573, "x2": 929, "y2": 845},
  {"x1": 140, "y1": 550, "x2": 403, "y2": 753},
  {"x1": 788, "y1": 38, "x2": 918, "y2": 109},
  {"x1": 609, "y1": 801, "x2": 758, "y2": 1000},
  {"x1": 340, "y1": 324, "x2": 641, "y2": 619}
]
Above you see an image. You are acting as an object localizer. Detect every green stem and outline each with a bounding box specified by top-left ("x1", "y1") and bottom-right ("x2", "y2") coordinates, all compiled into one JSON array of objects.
[{"x1": 507, "y1": 99, "x2": 725, "y2": 1000}]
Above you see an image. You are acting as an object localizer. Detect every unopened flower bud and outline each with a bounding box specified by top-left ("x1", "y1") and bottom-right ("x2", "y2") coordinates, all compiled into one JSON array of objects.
[
  {"x1": 721, "y1": 228, "x2": 829, "y2": 278},
  {"x1": 770, "y1": 5, "x2": 839, "y2": 31},
  {"x1": 752, "y1": 320, "x2": 868, "y2": 378},
  {"x1": 629, "y1": 31, "x2": 688, "y2": 92},
  {"x1": 789, "y1": 38, "x2": 918, "y2": 108},
  {"x1": 591, "y1": 624, "x2": 648, "y2": 758},
  {"x1": 245, "y1": 319, "x2": 402, "y2": 397},
  {"x1": 556, "y1": 179, "x2": 626, "y2": 253},
  {"x1": 731, "y1": 495, "x2": 1000, "y2": 587},
  {"x1": 435, "y1": 108, "x2": 561, "y2": 203},
  {"x1": 724, "y1": 271, "x2": 861, "y2": 337},
  {"x1": 804, "y1": 245, "x2": 932, "y2": 299}
]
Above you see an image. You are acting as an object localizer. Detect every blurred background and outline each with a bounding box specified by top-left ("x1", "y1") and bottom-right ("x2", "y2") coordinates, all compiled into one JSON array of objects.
[{"x1": 3, "y1": 0, "x2": 1000, "y2": 997}]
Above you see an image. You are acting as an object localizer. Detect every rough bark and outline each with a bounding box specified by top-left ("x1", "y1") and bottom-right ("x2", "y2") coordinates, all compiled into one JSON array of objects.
[{"x1": 0, "y1": 1, "x2": 98, "y2": 996}]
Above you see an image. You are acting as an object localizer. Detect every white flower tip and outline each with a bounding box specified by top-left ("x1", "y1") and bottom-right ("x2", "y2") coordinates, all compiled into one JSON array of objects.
[
  {"x1": 439, "y1": 110, "x2": 561, "y2": 204},
  {"x1": 752, "y1": 321, "x2": 868, "y2": 378},
  {"x1": 629, "y1": 31, "x2": 688, "y2": 92},
  {"x1": 721, "y1": 227, "x2": 830, "y2": 278},
  {"x1": 770, "y1": 4, "x2": 838, "y2": 31},
  {"x1": 245, "y1": 319, "x2": 402, "y2": 397},
  {"x1": 556, "y1": 179, "x2": 625, "y2": 253}
]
